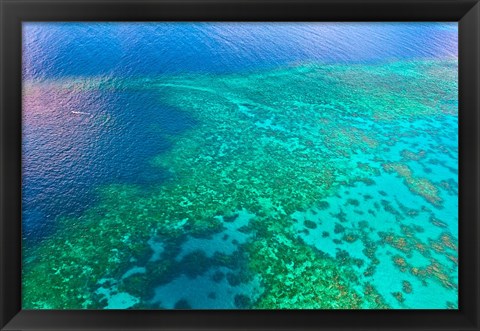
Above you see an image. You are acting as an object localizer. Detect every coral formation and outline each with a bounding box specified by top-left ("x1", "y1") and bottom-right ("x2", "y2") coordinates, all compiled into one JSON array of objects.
[{"x1": 23, "y1": 58, "x2": 458, "y2": 309}]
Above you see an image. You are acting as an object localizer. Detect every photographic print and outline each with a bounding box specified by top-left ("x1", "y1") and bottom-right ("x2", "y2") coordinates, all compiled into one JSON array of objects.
[{"x1": 22, "y1": 22, "x2": 458, "y2": 309}]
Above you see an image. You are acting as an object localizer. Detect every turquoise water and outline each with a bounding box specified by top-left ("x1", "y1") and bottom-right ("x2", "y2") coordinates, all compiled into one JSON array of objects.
[{"x1": 22, "y1": 23, "x2": 457, "y2": 309}]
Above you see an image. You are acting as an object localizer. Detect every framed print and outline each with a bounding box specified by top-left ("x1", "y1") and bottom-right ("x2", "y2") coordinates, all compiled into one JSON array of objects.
[{"x1": 1, "y1": 0, "x2": 479, "y2": 330}]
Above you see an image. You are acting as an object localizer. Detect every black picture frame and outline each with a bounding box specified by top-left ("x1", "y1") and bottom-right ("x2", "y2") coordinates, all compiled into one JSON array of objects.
[{"x1": 1, "y1": 0, "x2": 479, "y2": 330}]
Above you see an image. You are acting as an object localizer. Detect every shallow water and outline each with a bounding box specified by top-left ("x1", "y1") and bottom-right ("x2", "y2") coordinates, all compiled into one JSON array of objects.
[{"x1": 22, "y1": 23, "x2": 457, "y2": 309}]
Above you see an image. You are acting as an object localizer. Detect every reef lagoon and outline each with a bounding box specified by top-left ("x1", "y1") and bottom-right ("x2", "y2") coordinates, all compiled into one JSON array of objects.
[{"x1": 22, "y1": 23, "x2": 458, "y2": 309}]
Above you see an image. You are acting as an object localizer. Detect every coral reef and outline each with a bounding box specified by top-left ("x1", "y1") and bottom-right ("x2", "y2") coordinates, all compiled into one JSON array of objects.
[{"x1": 23, "y1": 58, "x2": 458, "y2": 309}]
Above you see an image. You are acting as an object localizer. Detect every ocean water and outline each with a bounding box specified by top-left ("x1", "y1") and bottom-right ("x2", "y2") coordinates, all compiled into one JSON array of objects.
[{"x1": 22, "y1": 22, "x2": 458, "y2": 309}]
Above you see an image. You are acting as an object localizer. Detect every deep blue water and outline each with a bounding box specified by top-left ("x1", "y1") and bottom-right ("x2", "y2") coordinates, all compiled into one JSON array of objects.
[
  {"x1": 22, "y1": 88, "x2": 196, "y2": 241},
  {"x1": 22, "y1": 22, "x2": 457, "y2": 241},
  {"x1": 23, "y1": 22, "x2": 457, "y2": 79}
]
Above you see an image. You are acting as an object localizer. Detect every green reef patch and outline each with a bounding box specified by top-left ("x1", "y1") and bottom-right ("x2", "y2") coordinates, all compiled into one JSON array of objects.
[{"x1": 23, "y1": 59, "x2": 458, "y2": 309}]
